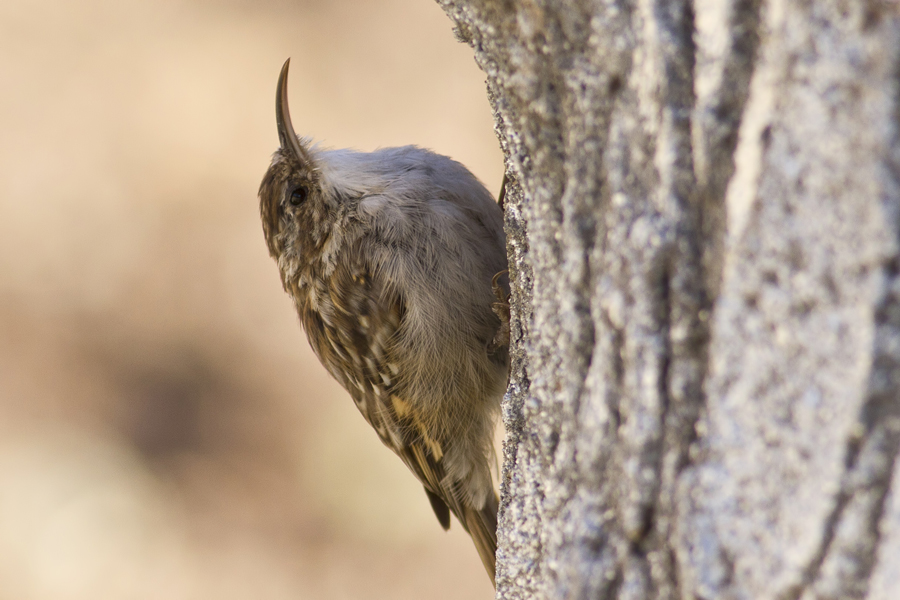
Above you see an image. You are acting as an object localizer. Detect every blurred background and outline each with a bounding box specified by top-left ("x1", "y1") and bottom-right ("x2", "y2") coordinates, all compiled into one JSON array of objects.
[{"x1": 0, "y1": 0, "x2": 502, "y2": 598}]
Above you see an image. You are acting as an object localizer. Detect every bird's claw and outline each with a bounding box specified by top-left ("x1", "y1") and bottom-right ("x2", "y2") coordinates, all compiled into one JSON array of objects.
[{"x1": 489, "y1": 270, "x2": 510, "y2": 351}]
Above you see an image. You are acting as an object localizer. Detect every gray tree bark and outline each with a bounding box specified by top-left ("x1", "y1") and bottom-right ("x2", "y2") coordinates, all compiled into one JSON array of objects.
[{"x1": 435, "y1": 1, "x2": 900, "y2": 598}]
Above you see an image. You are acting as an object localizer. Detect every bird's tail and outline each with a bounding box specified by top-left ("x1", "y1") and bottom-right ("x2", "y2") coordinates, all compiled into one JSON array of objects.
[{"x1": 462, "y1": 492, "x2": 499, "y2": 585}]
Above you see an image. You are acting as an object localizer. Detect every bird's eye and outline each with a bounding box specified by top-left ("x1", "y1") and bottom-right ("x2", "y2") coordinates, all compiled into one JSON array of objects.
[{"x1": 289, "y1": 186, "x2": 308, "y2": 206}]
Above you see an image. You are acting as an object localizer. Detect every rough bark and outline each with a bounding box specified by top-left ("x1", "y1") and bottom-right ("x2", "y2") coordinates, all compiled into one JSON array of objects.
[{"x1": 435, "y1": 1, "x2": 900, "y2": 598}]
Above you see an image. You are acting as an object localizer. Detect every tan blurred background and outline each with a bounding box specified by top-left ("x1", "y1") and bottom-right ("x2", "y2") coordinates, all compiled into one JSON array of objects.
[{"x1": 0, "y1": 0, "x2": 502, "y2": 598}]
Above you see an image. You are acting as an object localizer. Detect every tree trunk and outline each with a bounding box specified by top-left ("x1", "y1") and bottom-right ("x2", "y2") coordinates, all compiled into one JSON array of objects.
[{"x1": 435, "y1": 1, "x2": 900, "y2": 598}]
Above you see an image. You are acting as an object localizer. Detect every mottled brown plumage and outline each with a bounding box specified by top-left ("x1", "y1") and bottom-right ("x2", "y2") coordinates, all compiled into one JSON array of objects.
[{"x1": 258, "y1": 59, "x2": 508, "y2": 583}]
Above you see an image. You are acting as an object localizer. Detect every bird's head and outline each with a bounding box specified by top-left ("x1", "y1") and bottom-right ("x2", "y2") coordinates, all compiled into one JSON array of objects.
[{"x1": 258, "y1": 59, "x2": 339, "y2": 281}]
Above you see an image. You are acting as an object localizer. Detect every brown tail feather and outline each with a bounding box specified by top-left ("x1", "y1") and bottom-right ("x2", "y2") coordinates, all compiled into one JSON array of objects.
[{"x1": 462, "y1": 494, "x2": 499, "y2": 586}]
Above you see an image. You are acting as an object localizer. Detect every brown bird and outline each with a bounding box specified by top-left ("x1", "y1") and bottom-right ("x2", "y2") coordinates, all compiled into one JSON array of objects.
[{"x1": 258, "y1": 59, "x2": 508, "y2": 582}]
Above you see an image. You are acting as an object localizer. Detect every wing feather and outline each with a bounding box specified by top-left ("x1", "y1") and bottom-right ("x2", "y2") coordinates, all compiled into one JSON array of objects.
[{"x1": 299, "y1": 243, "x2": 497, "y2": 582}]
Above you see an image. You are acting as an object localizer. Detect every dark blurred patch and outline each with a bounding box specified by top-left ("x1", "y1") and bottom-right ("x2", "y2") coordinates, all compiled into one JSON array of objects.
[
  {"x1": 117, "y1": 348, "x2": 209, "y2": 458},
  {"x1": 85, "y1": 325, "x2": 285, "y2": 471}
]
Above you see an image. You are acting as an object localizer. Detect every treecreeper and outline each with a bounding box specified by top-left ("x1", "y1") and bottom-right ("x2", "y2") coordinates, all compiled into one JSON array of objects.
[{"x1": 258, "y1": 59, "x2": 509, "y2": 584}]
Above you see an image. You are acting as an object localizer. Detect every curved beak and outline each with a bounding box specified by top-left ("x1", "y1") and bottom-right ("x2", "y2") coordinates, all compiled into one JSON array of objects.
[{"x1": 276, "y1": 59, "x2": 309, "y2": 164}]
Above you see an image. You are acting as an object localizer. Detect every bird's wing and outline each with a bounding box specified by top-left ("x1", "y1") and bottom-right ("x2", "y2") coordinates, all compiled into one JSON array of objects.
[
  {"x1": 303, "y1": 253, "x2": 464, "y2": 525},
  {"x1": 300, "y1": 244, "x2": 498, "y2": 581}
]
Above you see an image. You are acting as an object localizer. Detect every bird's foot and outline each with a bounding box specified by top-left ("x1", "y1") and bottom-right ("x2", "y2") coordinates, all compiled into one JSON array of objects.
[{"x1": 489, "y1": 270, "x2": 510, "y2": 352}]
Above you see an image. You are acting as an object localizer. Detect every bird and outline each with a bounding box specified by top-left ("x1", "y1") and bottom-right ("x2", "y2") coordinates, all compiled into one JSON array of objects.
[{"x1": 258, "y1": 59, "x2": 509, "y2": 582}]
